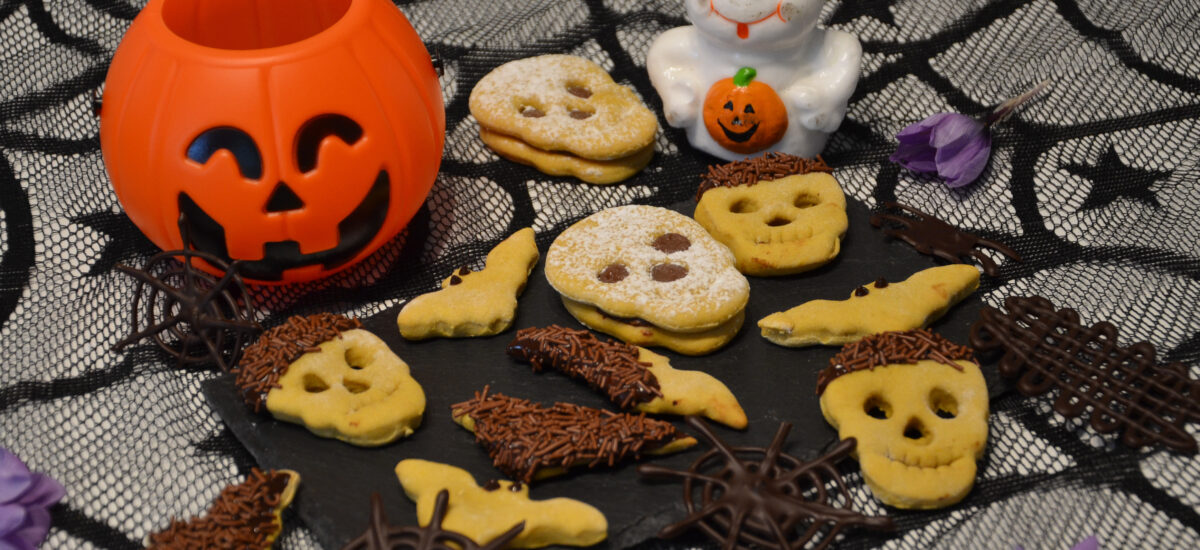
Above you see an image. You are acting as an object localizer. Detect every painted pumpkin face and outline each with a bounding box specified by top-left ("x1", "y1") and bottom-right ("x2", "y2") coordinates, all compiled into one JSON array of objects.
[
  {"x1": 703, "y1": 67, "x2": 788, "y2": 155},
  {"x1": 100, "y1": 0, "x2": 444, "y2": 283}
]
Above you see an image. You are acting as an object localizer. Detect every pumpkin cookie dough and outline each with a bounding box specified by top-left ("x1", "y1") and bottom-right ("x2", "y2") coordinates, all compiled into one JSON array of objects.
[
  {"x1": 545, "y1": 205, "x2": 749, "y2": 355},
  {"x1": 507, "y1": 325, "x2": 747, "y2": 428},
  {"x1": 234, "y1": 313, "x2": 425, "y2": 447},
  {"x1": 395, "y1": 459, "x2": 607, "y2": 549},
  {"x1": 470, "y1": 55, "x2": 657, "y2": 183},
  {"x1": 451, "y1": 387, "x2": 696, "y2": 482},
  {"x1": 758, "y1": 264, "x2": 979, "y2": 347},
  {"x1": 694, "y1": 154, "x2": 847, "y2": 276},
  {"x1": 397, "y1": 227, "x2": 539, "y2": 340},
  {"x1": 819, "y1": 330, "x2": 988, "y2": 509}
]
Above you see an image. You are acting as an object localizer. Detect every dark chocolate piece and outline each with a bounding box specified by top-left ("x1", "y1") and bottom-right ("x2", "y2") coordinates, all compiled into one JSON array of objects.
[
  {"x1": 112, "y1": 245, "x2": 261, "y2": 372},
  {"x1": 638, "y1": 417, "x2": 894, "y2": 550},
  {"x1": 597, "y1": 263, "x2": 629, "y2": 283},
  {"x1": 148, "y1": 468, "x2": 292, "y2": 549},
  {"x1": 817, "y1": 329, "x2": 976, "y2": 395},
  {"x1": 233, "y1": 313, "x2": 362, "y2": 412},
  {"x1": 696, "y1": 153, "x2": 832, "y2": 200},
  {"x1": 507, "y1": 325, "x2": 663, "y2": 408},
  {"x1": 340, "y1": 490, "x2": 523, "y2": 550},
  {"x1": 854, "y1": 286, "x2": 869, "y2": 297},
  {"x1": 651, "y1": 263, "x2": 688, "y2": 282},
  {"x1": 651, "y1": 233, "x2": 691, "y2": 253},
  {"x1": 569, "y1": 110, "x2": 592, "y2": 119},
  {"x1": 874, "y1": 277, "x2": 888, "y2": 288},
  {"x1": 520, "y1": 107, "x2": 544, "y2": 118},
  {"x1": 449, "y1": 275, "x2": 463, "y2": 286},
  {"x1": 451, "y1": 387, "x2": 688, "y2": 483},
  {"x1": 566, "y1": 85, "x2": 592, "y2": 99},
  {"x1": 870, "y1": 201, "x2": 1021, "y2": 277},
  {"x1": 970, "y1": 295, "x2": 1200, "y2": 453}
]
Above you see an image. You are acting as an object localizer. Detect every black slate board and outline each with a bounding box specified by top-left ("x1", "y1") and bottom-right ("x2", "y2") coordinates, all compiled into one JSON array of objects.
[{"x1": 203, "y1": 197, "x2": 998, "y2": 549}]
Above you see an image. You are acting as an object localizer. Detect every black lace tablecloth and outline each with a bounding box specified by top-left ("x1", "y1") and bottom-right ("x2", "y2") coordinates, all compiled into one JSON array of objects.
[{"x1": 1, "y1": 1, "x2": 1198, "y2": 548}]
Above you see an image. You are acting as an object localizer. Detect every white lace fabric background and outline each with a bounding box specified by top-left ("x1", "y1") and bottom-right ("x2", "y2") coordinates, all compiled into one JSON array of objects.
[{"x1": 0, "y1": 0, "x2": 1197, "y2": 548}]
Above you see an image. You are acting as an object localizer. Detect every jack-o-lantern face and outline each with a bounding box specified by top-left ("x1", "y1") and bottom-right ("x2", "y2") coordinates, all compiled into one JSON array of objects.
[
  {"x1": 703, "y1": 67, "x2": 788, "y2": 154},
  {"x1": 100, "y1": 0, "x2": 444, "y2": 283}
]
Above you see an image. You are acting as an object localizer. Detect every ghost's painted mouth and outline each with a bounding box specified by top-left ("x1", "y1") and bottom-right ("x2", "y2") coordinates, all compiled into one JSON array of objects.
[
  {"x1": 708, "y1": 1, "x2": 784, "y2": 39},
  {"x1": 178, "y1": 170, "x2": 390, "y2": 281},
  {"x1": 717, "y1": 119, "x2": 761, "y2": 143}
]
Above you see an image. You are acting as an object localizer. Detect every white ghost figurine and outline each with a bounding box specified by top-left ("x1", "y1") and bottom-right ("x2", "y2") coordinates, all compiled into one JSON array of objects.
[{"x1": 647, "y1": 0, "x2": 861, "y2": 161}]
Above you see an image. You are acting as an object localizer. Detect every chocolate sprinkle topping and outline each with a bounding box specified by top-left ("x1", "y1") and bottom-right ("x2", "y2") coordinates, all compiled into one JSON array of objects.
[
  {"x1": 971, "y1": 295, "x2": 1200, "y2": 453},
  {"x1": 870, "y1": 201, "x2": 1022, "y2": 277},
  {"x1": 651, "y1": 233, "x2": 691, "y2": 253},
  {"x1": 696, "y1": 153, "x2": 832, "y2": 200},
  {"x1": 451, "y1": 387, "x2": 687, "y2": 483},
  {"x1": 817, "y1": 329, "x2": 976, "y2": 395},
  {"x1": 233, "y1": 313, "x2": 362, "y2": 411},
  {"x1": 507, "y1": 325, "x2": 663, "y2": 408},
  {"x1": 638, "y1": 417, "x2": 894, "y2": 550},
  {"x1": 597, "y1": 263, "x2": 629, "y2": 283},
  {"x1": 148, "y1": 468, "x2": 291, "y2": 549},
  {"x1": 340, "y1": 490, "x2": 523, "y2": 550}
]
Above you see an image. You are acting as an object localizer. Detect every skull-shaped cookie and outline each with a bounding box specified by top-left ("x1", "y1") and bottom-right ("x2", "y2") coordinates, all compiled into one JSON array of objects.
[
  {"x1": 818, "y1": 330, "x2": 988, "y2": 509},
  {"x1": 236, "y1": 314, "x2": 426, "y2": 447},
  {"x1": 695, "y1": 172, "x2": 847, "y2": 275},
  {"x1": 545, "y1": 205, "x2": 749, "y2": 348}
]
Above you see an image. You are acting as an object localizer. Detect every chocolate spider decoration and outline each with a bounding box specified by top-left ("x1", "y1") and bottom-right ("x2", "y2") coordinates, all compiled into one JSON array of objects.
[
  {"x1": 112, "y1": 227, "x2": 260, "y2": 371},
  {"x1": 870, "y1": 201, "x2": 1021, "y2": 276},
  {"x1": 971, "y1": 295, "x2": 1200, "y2": 453},
  {"x1": 638, "y1": 417, "x2": 894, "y2": 550},
  {"x1": 340, "y1": 491, "x2": 524, "y2": 550}
]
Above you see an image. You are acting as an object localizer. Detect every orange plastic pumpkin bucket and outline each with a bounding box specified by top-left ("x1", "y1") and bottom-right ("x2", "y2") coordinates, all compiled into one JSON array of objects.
[{"x1": 100, "y1": 0, "x2": 445, "y2": 283}]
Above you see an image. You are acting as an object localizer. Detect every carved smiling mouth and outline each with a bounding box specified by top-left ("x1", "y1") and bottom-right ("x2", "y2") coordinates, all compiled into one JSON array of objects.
[
  {"x1": 178, "y1": 170, "x2": 390, "y2": 281},
  {"x1": 717, "y1": 120, "x2": 760, "y2": 143}
]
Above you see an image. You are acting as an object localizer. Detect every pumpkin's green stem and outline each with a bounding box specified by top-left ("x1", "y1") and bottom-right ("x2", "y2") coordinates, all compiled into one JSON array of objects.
[{"x1": 733, "y1": 67, "x2": 757, "y2": 87}]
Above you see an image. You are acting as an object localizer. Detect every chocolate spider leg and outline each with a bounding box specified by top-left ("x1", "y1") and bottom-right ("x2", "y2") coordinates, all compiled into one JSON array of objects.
[
  {"x1": 869, "y1": 212, "x2": 915, "y2": 229},
  {"x1": 884, "y1": 201, "x2": 935, "y2": 221},
  {"x1": 974, "y1": 236, "x2": 1023, "y2": 262},
  {"x1": 965, "y1": 248, "x2": 1001, "y2": 276}
]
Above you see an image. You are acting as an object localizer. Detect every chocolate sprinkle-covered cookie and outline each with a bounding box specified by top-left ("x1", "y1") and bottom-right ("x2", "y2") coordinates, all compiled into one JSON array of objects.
[
  {"x1": 970, "y1": 295, "x2": 1200, "y2": 453},
  {"x1": 233, "y1": 313, "x2": 362, "y2": 411},
  {"x1": 340, "y1": 491, "x2": 523, "y2": 550},
  {"x1": 638, "y1": 417, "x2": 894, "y2": 550},
  {"x1": 696, "y1": 153, "x2": 832, "y2": 200},
  {"x1": 507, "y1": 325, "x2": 663, "y2": 408},
  {"x1": 451, "y1": 387, "x2": 689, "y2": 483},
  {"x1": 817, "y1": 329, "x2": 976, "y2": 395},
  {"x1": 148, "y1": 468, "x2": 294, "y2": 549},
  {"x1": 870, "y1": 201, "x2": 1021, "y2": 277}
]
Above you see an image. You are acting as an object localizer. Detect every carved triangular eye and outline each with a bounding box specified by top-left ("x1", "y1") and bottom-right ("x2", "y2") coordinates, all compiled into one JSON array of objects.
[
  {"x1": 744, "y1": 104, "x2": 755, "y2": 114},
  {"x1": 295, "y1": 114, "x2": 363, "y2": 173},
  {"x1": 723, "y1": 100, "x2": 734, "y2": 110}
]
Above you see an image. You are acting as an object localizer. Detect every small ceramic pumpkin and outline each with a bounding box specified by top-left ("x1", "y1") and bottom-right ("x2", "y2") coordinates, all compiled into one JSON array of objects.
[
  {"x1": 100, "y1": 0, "x2": 444, "y2": 284},
  {"x1": 702, "y1": 67, "x2": 788, "y2": 155}
]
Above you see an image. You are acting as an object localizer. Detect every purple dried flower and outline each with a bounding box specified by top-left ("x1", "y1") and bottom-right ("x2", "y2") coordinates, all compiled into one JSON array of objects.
[
  {"x1": 0, "y1": 447, "x2": 64, "y2": 550},
  {"x1": 890, "y1": 112, "x2": 991, "y2": 188},
  {"x1": 890, "y1": 80, "x2": 1050, "y2": 189}
]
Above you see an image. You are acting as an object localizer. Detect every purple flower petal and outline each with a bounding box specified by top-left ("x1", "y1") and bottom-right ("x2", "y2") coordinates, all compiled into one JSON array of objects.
[
  {"x1": 11, "y1": 507, "x2": 50, "y2": 549},
  {"x1": 889, "y1": 140, "x2": 937, "y2": 173},
  {"x1": 0, "y1": 451, "x2": 32, "y2": 504},
  {"x1": 928, "y1": 113, "x2": 985, "y2": 149},
  {"x1": 14, "y1": 474, "x2": 63, "y2": 509},
  {"x1": 1072, "y1": 536, "x2": 1100, "y2": 550},
  {"x1": 936, "y1": 132, "x2": 991, "y2": 187},
  {"x1": 0, "y1": 504, "x2": 26, "y2": 536}
]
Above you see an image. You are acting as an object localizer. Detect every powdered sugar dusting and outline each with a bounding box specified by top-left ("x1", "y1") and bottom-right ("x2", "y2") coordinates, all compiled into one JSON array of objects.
[
  {"x1": 545, "y1": 205, "x2": 750, "y2": 330},
  {"x1": 470, "y1": 55, "x2": 658, "y2": 160}
]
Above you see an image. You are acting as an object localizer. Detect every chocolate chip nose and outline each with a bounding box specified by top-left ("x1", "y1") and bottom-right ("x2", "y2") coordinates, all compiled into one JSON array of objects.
[{"x1": 265, "y1": 182, "x2": 305, "y2": 212}]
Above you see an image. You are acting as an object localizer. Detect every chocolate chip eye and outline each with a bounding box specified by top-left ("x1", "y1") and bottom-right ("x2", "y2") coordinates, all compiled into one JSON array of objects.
[
  {"x1": 651, "y1": 263, "x2": 687, "y2": 282},
  {"x1": 567, "y1": 85, "x2": 592, "y2": 98},
  {"x1": 864, "y1": 395, "x2": 890, "y2": 419},
  {"x1": 652, "y1": 233, "x2": 691, "y2": 253},
  {"x1": 569, "y1": 109, "x2": 593, "y2": 120},
  {"x1": 521, "y1": 106, "x2": 545, "y2": 118},
  {"x1": 598, "y1": 263, "x2": 629, "y2": 283},
  {"x1": 854, "y1": 286, "x2": 869, "y2": 297},
  {"x1": 449, "y1": 275, "x2": 463, "y2": 285}
]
